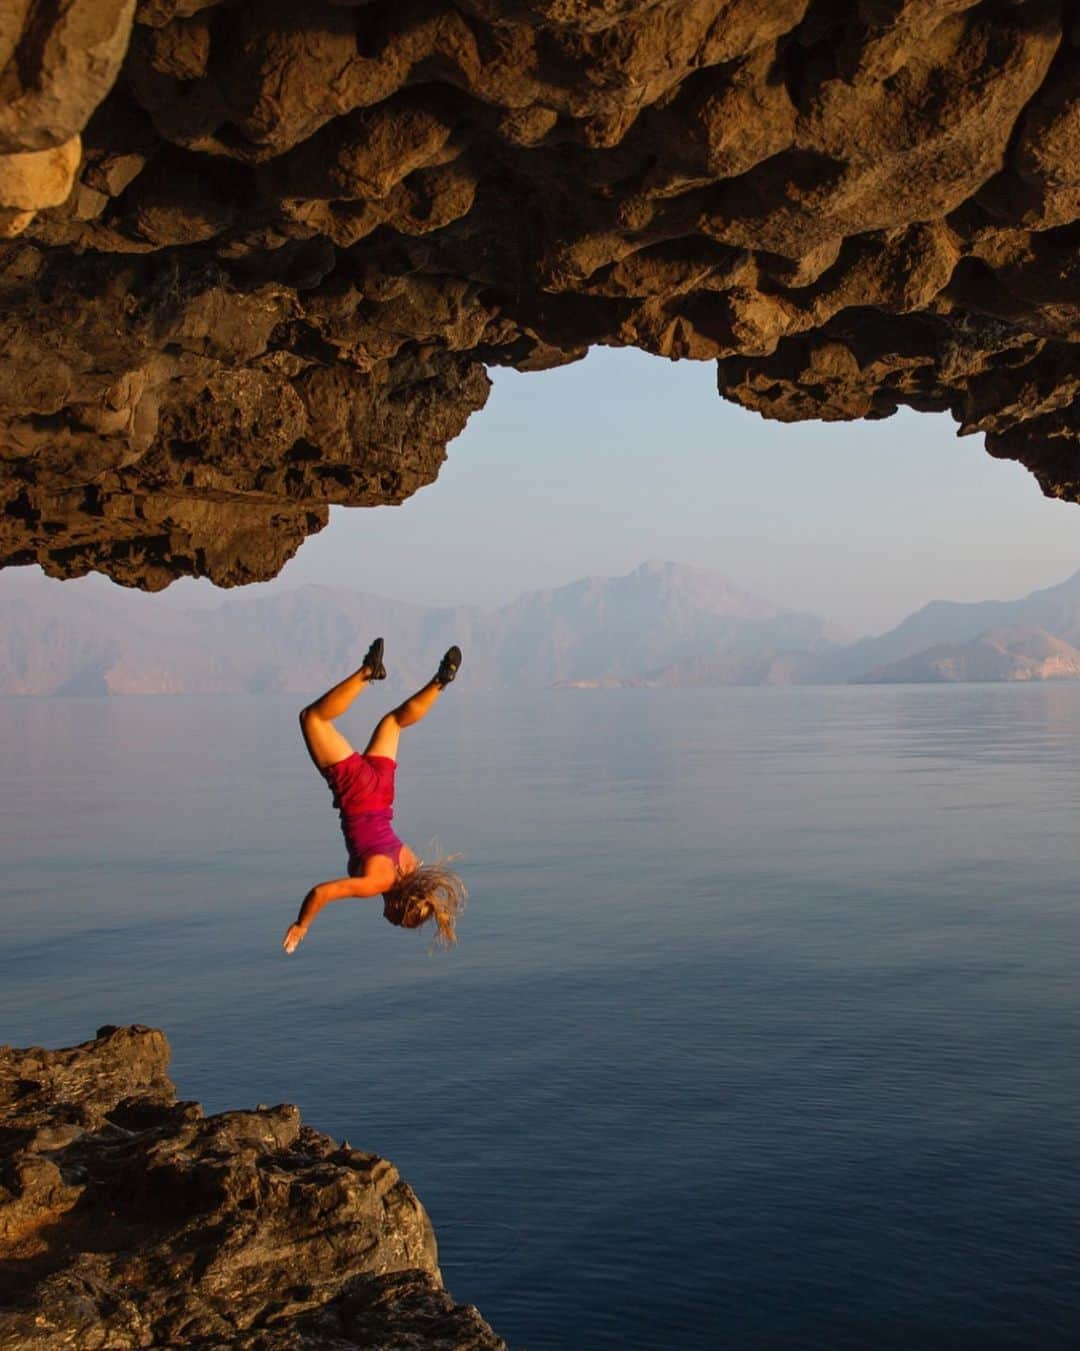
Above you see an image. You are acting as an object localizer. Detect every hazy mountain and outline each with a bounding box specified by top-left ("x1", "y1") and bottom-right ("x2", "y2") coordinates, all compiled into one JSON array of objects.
[
  {"x1": 805, "y1": 568, "x2": 1080, "y2": 683},
  {"x1": 8, "y1": 563, "x2": 1080, "y2": 694},
  {"x1": 855, "y1": 627, "x2": 1080, "y2": 684},
  {"x1": 0, "y1": 561, "x2": 840, "y2": 695},
  {"x1": 482, "y1": 561, "x2": 842, "y2": 687}
]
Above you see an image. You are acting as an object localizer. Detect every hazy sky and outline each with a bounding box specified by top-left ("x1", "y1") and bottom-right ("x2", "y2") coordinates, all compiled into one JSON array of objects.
[{"x1": 158, "y1": 347, "x2": 1080, "y2": 635}]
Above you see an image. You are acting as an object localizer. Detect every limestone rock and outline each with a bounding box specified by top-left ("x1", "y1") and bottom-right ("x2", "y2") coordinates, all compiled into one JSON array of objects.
[
  {"x1": 0, "y1": 135, "x2": 82, "y2": 218},
  {"x1": 0, "y1": 1, "x2": 136, "y2": 154},
  {"x1": 0, "y1": 1025, "x2": 504, "y2": 1350},
  {"x1": 1, "y1": 1, "x2": 1080, "y2": 588}
]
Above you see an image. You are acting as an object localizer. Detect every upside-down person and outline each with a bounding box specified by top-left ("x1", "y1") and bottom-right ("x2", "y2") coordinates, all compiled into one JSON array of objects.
[{"x1": 283, "y1": 640, "x2": 466, "y2": 954}]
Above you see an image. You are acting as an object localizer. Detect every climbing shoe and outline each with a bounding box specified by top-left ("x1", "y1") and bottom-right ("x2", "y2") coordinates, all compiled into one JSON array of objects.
[
  {"x1": 435, "y1": 645, "x2": 462, "y2": 688},
  {"x1": 363, "y1": 637, "x2": 386, "y2": 680}
]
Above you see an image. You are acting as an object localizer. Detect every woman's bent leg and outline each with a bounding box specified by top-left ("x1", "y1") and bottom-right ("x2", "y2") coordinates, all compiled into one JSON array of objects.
[
  {"x1": 299, "y1": 660, "x2": 378, "y2": 770},
  {"x1": 363, "y1": 679, "x2": 443, "y2": 761}
]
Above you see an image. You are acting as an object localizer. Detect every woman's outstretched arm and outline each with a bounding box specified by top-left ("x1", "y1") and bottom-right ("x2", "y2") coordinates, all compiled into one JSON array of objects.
[{"x1": 283, "y1": 870, "x2": 391, "y2": 954}]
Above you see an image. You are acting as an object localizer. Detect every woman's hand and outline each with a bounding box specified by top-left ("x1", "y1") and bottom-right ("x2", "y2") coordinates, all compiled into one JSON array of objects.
[
  {"x1": 282, "y1": 922, "x2": 307, "y2": 955},
  {"x1": 284, "y1": 875, "x2": 385, "y2": 955}
]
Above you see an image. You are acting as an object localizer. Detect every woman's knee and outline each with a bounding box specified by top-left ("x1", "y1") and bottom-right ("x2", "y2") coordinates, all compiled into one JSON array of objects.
[{"x1": 299, "y1": 705, "x2": 326, "y2": 742}]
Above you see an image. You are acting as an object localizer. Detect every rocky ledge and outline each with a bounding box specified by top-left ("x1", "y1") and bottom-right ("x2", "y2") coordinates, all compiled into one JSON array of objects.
[
  {"x1": 3, "y1": 2, "x2": 1080, "y2": 588},
  {"x1": 0, "y1": 1025, "x2": 503, "y2": 1350}
]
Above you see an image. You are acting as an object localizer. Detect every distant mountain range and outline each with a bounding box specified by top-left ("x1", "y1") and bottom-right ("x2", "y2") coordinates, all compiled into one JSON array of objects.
[
  {"x1": 4, "y1": 561, "x2": 1080, "y2": 695},
  {"x1": 853, "y1": 627, "x2": 1080, "y2": 684}
]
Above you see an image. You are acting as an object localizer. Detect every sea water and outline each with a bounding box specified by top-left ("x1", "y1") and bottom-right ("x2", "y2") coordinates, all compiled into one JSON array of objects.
[{"x1": 2, "y1": 686, "x2": 1079, "y2": 1349}]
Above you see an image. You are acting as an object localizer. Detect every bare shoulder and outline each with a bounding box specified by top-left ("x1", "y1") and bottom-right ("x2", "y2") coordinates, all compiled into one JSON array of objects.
[{"x1": 363, "y1": 855, "x2": 399, "y2": 890}]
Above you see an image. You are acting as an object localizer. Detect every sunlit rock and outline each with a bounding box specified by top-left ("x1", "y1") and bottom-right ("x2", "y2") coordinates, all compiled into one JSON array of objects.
[{"x1": 0, "y1": 1025, "x2": 504, "y2": 1349}]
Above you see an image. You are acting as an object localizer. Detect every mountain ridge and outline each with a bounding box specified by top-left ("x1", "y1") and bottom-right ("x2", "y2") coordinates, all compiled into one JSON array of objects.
[
  {"x1": 806, "y1": 567, "x2": 1080, "y2": 682},
  {"x1": 5, "y1": 563, "x2": 1080, "y2": 695},
  {"x1": 0, "y1": 562, "x2": 836, "y2": 695},
  {"x1": 855, "y1": 625, "x2": 1080, "y2": 685}
]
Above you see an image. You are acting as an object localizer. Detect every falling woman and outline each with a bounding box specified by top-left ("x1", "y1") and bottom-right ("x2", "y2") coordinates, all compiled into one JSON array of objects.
[{"x1": 283, "y1": 640, "x2": 466, "y2": 954}]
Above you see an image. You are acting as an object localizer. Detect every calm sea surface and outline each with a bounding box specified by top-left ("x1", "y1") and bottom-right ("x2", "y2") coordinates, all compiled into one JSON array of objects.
[{"x1": 3, "y1": 686, "x2": 1080, "y2": 1349}]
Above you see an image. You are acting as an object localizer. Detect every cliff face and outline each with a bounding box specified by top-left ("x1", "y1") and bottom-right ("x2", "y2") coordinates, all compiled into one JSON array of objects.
[
  {"x1": 2, "y1": 1, "x2": 1080, "y2": 590},
  {"x1": 0, "y1": 1025, "x2": 503, "y2": 1350}
]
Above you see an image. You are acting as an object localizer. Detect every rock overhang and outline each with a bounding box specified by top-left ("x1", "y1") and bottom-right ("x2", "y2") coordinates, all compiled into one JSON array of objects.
[{"x1": 1, "y1": 0, "x2": 1078, "y2": 590}]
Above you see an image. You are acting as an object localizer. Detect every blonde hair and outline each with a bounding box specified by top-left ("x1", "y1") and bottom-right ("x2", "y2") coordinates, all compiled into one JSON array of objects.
[{"x1": 384, "y1": 854, "x2": 467, "y2": 948}]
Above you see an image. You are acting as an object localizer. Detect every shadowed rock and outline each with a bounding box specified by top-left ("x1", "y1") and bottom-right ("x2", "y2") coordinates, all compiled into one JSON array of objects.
[
  {"x1": 0, "y1": 1025, "x2": 503, "y2": 1349},
  {"x1": 2, "y1": 1, "x2": 1080, "y2": 588}
]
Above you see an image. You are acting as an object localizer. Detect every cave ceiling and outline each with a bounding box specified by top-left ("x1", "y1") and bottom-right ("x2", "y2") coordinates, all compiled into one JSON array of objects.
[{"x1": 1, "y1": 0, "x2": 1079, "y2": 589}]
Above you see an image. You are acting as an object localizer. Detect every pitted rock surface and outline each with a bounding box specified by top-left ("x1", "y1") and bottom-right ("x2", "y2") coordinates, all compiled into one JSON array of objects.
[
  {"x1": 2, "y1": 1, "x2": 1080, "y2": 588},
  {"x1": 0, "y1": 1025, "x2": 503, "y2": 1350}
]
